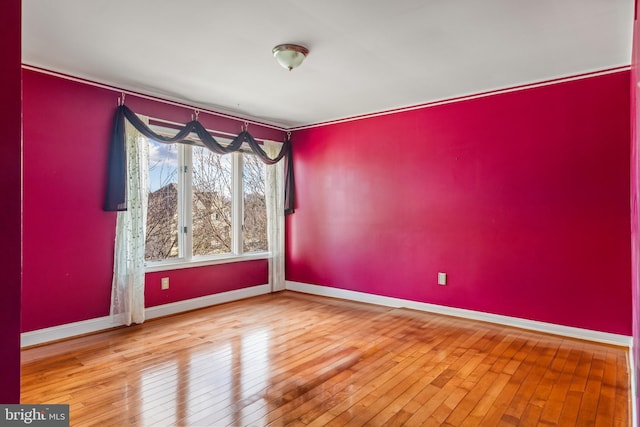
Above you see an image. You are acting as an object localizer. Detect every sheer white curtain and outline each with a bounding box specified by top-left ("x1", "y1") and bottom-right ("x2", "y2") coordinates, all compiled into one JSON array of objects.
[
  {"x1": 110, "y1": 118, "x2": 149, "y2": 326},
  {"x1": 265, "y1": 141, "x2": 286, "y2": 292}
]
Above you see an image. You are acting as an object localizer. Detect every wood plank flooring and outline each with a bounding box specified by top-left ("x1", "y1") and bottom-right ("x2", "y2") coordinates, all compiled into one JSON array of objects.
[{"x1": 21, "y1": 291, "x2": 630, "y2": 426}]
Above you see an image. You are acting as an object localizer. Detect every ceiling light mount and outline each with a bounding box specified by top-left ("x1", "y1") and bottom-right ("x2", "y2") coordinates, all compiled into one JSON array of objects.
[{"x1": 272, "y1": 44, "x2": 309, "y2": 71}]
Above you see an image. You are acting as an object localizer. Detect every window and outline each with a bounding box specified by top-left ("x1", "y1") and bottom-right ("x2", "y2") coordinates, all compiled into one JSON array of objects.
[
  {"x1": 242, "y1": 153, "x2": 268, "y2": 252},
  {"x1": 146, "y1": 142, "x2": 179, "y2": 261},
  {"x1": 145, "y1": 130, "x2": 268, "y2": 269},
  {"x1": 191, "y1": 145, "x2": 233, "y2": 256}
]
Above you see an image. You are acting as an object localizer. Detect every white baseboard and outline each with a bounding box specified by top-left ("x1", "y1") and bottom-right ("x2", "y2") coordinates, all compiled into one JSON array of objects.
[
  {"x1": 144, "y1": 284, "x2": 270, "y2": 320},
  {"x1": 285, "y1": 281, "x2": 632, "y2": 347},
  {"x1": 21, "y1": 284, "x2": 270, "y2": 347},
  {"x1": 21, "y1": 280, "x2": 632, "y2": 349},
  {"x1": 21, "y1": 316, "x2": 119, "y2": 348}
]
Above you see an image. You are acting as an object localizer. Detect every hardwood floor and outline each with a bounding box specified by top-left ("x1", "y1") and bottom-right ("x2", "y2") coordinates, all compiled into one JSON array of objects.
[{"x1": 21, "y1": 291, "x2": 630, "y2": 426}]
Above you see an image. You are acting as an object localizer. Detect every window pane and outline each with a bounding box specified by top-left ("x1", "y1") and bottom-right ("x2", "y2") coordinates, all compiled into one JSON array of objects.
[
  {"x1": 192, "y1": 147, "x2": 232, "y2": 256},
  {"x1": 146, "y1": 140, "x2": 179, "y2": 261},
  {"x1": 243, "y1": 154, "x2": 267, "y2": 252}
]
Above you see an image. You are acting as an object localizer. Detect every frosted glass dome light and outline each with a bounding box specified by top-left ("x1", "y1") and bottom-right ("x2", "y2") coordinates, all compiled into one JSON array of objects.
[{"x1": 272, "y1": 44, "x2": 309, "y2": 71}]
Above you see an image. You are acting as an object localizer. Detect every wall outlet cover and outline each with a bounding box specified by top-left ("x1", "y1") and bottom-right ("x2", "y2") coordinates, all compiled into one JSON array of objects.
[{"x1": 438, "y1": 272, "x2": 447, "y2": 286}]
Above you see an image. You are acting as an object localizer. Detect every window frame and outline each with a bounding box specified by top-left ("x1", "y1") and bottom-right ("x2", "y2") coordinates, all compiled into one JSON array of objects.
[{"x1": 145, "y1": 124, "x2": 269, "y2": 273}]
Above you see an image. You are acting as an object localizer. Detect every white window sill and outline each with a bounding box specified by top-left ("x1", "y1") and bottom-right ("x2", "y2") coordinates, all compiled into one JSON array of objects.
[{"x1": 145, "y1": 252, "x2": 270, "y2": 273}]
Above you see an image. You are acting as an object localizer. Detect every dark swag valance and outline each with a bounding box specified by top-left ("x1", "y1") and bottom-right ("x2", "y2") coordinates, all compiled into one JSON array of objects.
[{"x1": 103, "y1": 105, "x2": 295, "y2": 214}]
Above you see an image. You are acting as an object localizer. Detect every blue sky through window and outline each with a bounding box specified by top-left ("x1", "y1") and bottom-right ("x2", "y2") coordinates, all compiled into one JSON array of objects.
[{"x1": 148, "y1": 140, "x2": 178, "y2": 192}]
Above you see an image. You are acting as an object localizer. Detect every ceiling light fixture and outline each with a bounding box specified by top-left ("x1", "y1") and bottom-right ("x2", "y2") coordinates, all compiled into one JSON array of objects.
[{"x1": 272, "y1": 44, "x2": 309, "y2": 71}]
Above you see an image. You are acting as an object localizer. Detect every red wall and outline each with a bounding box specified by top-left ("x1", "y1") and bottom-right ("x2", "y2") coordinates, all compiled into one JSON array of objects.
[
  {"x1": 145, "y1": 261, "x2": 267, "y2": 307},
  {"x1": 22, "y1": 69, "x2": 281, "y2": 332},
  {"x1": 631, "y1": 0, "x2": 640, "y2": 421},
  {"x1": 0, "y1": 0, "x2": 22, "y2": 403},
  {"x1": 287, "y1": 71, "x2": 632, "y2": 335}
]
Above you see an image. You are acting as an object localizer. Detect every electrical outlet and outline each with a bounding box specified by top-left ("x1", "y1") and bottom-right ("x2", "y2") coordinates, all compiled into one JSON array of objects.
[
  {"x1": 161, "y1": 277, "x2": 169, "y2": 290},
  {"x1": 438, "y1": 272, "x2": 447, "y2": 286}
]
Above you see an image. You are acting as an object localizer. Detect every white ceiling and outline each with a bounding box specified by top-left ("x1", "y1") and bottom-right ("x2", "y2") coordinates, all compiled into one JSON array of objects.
[{"x1": 22, "y1": 0, "x2": 634, "y2": 129}]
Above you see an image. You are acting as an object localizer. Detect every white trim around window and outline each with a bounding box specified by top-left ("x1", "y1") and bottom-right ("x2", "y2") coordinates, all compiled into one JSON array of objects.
[
  {"x1": 145, "y1": 251, "x2": 270, "y2": 272},
  {"x1": 144, "y1": 122, "x2": 275, "y2": 272}
]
